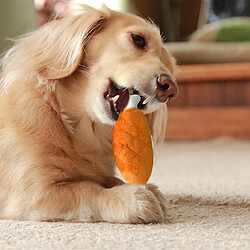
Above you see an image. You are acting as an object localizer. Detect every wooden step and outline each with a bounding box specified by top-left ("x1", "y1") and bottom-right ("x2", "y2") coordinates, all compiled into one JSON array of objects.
[
  {"x1": 166, "y1": 107, "x2": 250, "y2": 139},
  {"x1": 175, "y1": 63, "x2": 250, "y2": 83}
]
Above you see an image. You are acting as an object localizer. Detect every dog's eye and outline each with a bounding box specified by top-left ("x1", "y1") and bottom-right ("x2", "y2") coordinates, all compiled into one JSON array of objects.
[{"x1": 131, "y1": 34, "x2": 146, "y2": 49}]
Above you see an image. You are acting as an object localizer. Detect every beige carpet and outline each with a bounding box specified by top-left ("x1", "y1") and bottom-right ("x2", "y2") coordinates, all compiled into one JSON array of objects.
[{"x1": 0, "y1": 138, "x2": 249, "y2": 249}]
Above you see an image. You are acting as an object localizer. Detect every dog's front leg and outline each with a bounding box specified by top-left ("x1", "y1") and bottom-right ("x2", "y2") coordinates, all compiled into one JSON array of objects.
[
  {"x1": 96, "y1": 183, "x2": 166, "y2": 223},
  {"x1": 23, "y1": 181, "x2": 165, "y2": 223}
]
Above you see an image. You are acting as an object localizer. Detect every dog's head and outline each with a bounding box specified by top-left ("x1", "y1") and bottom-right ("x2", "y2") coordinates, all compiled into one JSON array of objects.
[
  {"x1": 1, "y1": 4, "x2": 178, "y2": 141},
  {"x1": 82, "y1": 7, "x2": 178, "y2": 126}
]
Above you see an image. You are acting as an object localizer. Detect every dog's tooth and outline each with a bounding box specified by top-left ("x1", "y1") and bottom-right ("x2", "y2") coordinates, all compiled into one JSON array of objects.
[
  {"x1": 111, "y1": 95, "x2": 119, "y2": 103},
  {"x1": 142, "y1": 98, "x2": 148, "y2": 105},
  {"x1": 114, "y1": 106, "x2": 119, "y2": 115}
]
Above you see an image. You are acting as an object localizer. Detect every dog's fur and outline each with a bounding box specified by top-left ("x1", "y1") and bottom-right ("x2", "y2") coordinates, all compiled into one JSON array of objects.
[{"x1": 0, "y1": 5, "x2": 175, "y2": 223}]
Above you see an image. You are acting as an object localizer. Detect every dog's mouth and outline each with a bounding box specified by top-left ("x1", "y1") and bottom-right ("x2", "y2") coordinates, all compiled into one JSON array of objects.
[{"x1": 104, "y1": 80, "x2": 148, "y2": 120}]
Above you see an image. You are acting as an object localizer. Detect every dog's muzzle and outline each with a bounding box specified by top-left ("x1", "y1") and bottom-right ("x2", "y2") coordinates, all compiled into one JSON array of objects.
[{"x1": 155, "y1": 74, "x2": 179, "y2": 103}]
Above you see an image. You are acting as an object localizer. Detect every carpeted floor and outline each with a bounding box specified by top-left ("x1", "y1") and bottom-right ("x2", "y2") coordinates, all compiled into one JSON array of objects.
[{"x1": 0, "y1": 138, "x2": 249, "y2": 249}]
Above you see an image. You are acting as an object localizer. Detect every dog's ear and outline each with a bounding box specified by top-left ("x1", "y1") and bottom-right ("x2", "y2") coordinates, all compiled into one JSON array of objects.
[
  {"x1": 147, "y1": 104, "x2": 168, "y2": 143},
  {"x1": 37, "y1": 5, "x2": 110, "y2": 79},
  {"x1": 1, "y1": 5, "x2": 110, "y2": 87}
]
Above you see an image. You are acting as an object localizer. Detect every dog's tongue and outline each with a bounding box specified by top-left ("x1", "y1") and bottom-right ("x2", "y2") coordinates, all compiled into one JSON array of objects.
[{"x1": 116, "y1": 88, "x2": 130, "y2": 113}]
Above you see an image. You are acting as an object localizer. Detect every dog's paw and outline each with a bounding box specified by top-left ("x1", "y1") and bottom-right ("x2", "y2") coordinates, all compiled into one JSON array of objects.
[
  {"x1": 102, "y1": 184, "x2": 164, "y2": 224},
  {"x1": 146, "y1": 183, "x2": 167, "y2": 217},
  {"x1": 132, "y1": 185, "x2": 165, "y2": 224}
]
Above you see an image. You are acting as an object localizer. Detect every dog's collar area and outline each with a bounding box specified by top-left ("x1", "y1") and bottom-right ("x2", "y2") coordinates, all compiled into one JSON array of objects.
[{"x1": 104, "y1": 80, "x2": 148, "y2": 120}]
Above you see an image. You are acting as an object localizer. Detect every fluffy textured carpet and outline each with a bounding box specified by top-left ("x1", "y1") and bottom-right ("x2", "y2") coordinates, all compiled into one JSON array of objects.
[{"x1": 0, "y1": 138, "x2": 249, "y2": 249}]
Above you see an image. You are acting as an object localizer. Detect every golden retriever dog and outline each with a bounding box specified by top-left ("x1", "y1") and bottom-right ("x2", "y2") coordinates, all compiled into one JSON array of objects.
[{"x1": 0, "y1": 4, "x2": 178, "y2": 223}]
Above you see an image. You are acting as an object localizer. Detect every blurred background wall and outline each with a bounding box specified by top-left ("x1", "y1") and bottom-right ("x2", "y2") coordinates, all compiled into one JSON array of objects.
[{"x1": 0, "y1": 0, "x2": 37, "y2": 54}]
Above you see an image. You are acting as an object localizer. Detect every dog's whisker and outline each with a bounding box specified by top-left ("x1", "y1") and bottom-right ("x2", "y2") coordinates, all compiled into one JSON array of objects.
[
  {"x1": 79, "y1": 70, "x2": 91, "y2": 78},
  {"x1": 79, "y1": 63, "x2": 87, "y2": 68}
]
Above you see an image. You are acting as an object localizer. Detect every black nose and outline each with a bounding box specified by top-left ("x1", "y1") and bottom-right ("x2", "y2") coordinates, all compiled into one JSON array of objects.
[{"x1": 155, "y1": 74, "x2": 179, "y2": 102}]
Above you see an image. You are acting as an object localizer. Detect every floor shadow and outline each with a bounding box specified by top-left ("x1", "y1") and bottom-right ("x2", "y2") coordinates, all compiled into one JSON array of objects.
[
  {"x1": 164, "y1": 193, "x2": 250, "y2": 224},
  {"x1": 166, "y1": 193, "x2": 250, "y2": 208}
]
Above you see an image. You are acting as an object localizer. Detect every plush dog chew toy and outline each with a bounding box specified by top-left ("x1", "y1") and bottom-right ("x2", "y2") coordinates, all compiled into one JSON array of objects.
[{"x1": 112, "y1": 95, "x2": 153, "y2": 185}]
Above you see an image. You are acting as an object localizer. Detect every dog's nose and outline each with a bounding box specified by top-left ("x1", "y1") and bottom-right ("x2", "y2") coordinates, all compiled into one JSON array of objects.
[{"x1": 155, "y1": 74, "x2": 179, "y2": 102}]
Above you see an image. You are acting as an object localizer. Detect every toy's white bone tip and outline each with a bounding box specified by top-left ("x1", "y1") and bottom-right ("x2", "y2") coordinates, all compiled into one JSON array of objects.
[{"x1": 125, "y1": 95, "x2": 141, "y2": 110}]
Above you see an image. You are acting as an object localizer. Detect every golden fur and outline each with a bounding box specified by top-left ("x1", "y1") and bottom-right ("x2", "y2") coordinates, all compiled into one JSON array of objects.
[{"x1": 0, "y1": 5, "x2": 175, "y2": 223}]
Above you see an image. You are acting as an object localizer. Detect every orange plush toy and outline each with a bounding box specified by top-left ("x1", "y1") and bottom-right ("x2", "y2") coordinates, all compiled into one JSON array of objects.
[{"x1": 112, "y1": 95, "x2": 153, "y2": 185}]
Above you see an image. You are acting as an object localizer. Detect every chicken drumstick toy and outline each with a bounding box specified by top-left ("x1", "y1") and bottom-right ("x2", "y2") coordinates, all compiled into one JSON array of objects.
[{"x1": 112, "y1": 94, "x2": 153, "y2": 185}]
